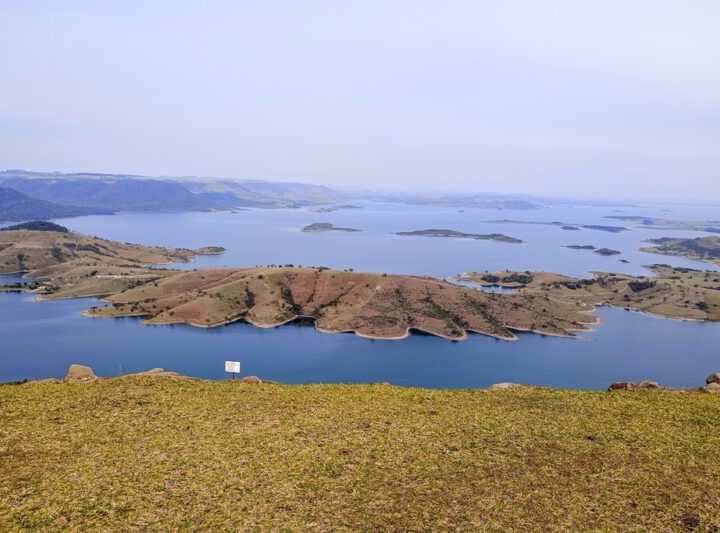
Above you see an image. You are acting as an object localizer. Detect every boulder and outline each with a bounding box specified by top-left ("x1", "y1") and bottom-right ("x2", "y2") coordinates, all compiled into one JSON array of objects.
[
  {"x1": 700, "y1": 382, "x2": 720, "y2": 393},
  {"x1": 608, "y1": 381, "x2": 636, "y2": 391},
  {"x1": 637, "y1": 380, "x2": 661, "y2": 390},
  {"x1": 65, "y1": 364, "x2": 97, "y2": 383},
  {"x1": 706, "y1": 373, "x2": 720, "y2": 385},
  {"x1": 239, "y1": 375, "x2": 262, "y2": 384},
  {"x1": 488, "y1": 382, "x2": 527, "y2": 391}
]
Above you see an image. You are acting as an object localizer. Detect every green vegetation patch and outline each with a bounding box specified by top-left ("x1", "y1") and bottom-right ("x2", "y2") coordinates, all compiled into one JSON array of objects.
[
  {"x1": 0, "y1": 221, "x2": 69, "y2": 233},
  {"x1": 2, "y1": 379, "x2": 719, "y2": 531}
]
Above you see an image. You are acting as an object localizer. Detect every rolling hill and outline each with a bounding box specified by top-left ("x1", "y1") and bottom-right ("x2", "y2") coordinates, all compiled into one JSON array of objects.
[
  {"x1": 0, "y1": 187, "x2": 111, "y2": 221},
  {"x1": 0, "y1": 170, "x2": 343, "y2": 212}
]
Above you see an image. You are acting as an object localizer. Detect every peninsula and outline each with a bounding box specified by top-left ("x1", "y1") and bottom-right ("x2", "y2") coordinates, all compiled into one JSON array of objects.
[
  {"x1": 0, "y1": 223, "x2": 225, "y2": 298},
  {"x1": 460, "y1": 265, "x2": 720, "y2": 321},
  {"x1": 2, "y1": 225, "x2": 718, "y2": 343},
  {"x1": 642, "y1": 235, "x2": 720, "y2": 266},
  {"x1": 605, "y1": 215, "x2": 720, "y2": 233}
]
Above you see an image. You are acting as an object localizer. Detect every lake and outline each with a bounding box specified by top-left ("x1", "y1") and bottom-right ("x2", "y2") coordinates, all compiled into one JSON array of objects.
[
  {"x1": 54, "y1": 202, "x2": 718, "y2": 278},
  {"x1": 3, "y1": 291, "x2": 720, "y2": 389},
  {"x1": 2, "y1": 202, "x2": 720, "y2": 388}
]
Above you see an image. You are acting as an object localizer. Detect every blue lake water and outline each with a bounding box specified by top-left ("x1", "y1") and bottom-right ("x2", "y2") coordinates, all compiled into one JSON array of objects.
[
  {"x1": 2, "y1": 202, "x2": 720, "y2": 387},
  {"x1": 2, "y1": 291, "x2": 720, "y2": 389}
]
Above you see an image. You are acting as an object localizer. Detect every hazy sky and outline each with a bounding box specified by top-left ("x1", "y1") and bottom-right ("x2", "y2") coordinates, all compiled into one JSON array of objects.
[{"x1": 1, "y1": 1, "x2": 718, "y2": 199}]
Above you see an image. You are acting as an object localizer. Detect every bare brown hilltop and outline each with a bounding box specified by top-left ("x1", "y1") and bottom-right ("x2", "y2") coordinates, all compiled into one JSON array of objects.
[{"x1": 86, "y1": 267, "x2": 600, "y2": 340}]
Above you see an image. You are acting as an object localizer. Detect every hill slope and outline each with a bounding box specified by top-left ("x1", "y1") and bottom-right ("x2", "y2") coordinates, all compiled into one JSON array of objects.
[
  {"x1": 0, "y1": 176, "x2": 244, "y2": 212},
  {"x1": 1, "y1": 378, "x2": 718, "y2": 531},
  {"x1": 0, "y1": 228, "x2": 223, "y2": 296},
  {"x1": 0, "y1": 187, "x2": 110, "y2": 221}
]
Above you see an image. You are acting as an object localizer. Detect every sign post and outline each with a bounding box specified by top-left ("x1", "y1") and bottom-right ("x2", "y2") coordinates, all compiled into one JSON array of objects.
[{"x1": 225, "y1": 360, "x2": 241, "y2": 380}]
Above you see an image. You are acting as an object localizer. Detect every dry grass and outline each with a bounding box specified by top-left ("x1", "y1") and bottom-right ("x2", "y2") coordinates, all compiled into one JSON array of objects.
[{"x1": 1, "y1": 379, "x2": 720, "y2": 531}]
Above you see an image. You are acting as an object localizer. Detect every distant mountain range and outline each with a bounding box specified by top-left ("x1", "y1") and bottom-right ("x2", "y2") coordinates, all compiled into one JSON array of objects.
[
  {"x1": 5, "y1": 168, "x2": 656, "y2": 223},
  {"x1": 0, "y1": 170, "x2": 346, "y2": 221}
]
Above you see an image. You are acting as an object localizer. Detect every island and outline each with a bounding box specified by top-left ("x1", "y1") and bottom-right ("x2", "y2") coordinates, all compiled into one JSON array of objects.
[
  {"x1": 565, "y1": 245, "x2": 596, "y2": 250},
  {"x1": 581, "y1": 225, "x2": 628, "y2": 233},
  {"x1": 641, "y1": 236, "x2": 720, "y2": 266},
  {"x1": 486, "y1": 220, "x2": 628, "y2": 232},
  {"x1": 595, "y1": 248, "x2": 621, "y2": 256},
  {"x1": 394, "y1": 229, "x2": 523, "y2": 243},
  {"x1": 301, "y1": 222, "x2": 361, "y2": 232},
  {"x1": 309, "y1": 204, "x2": 363, "y2": 213}
]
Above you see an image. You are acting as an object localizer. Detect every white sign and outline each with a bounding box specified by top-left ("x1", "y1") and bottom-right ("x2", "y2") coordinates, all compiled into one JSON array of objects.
[{"x1": 225, "y1": 360, "x2": 241, "y2": 374}]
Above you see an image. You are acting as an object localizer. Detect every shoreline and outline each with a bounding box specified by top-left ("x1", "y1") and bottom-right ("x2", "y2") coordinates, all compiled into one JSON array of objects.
[
  {"x1": 3, "y1": 363, "x2": 715, "y2": 393},
  {"x1": 84, "y1": 308, "x2": 527, "y2": 342}
]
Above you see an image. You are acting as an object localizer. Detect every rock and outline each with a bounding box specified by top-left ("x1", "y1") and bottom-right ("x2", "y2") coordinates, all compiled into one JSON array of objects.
[
  {"x1": 65, "y1": 364, "x2": 97, "y2": 383},
  {"x1": 139, "y1": 368, "x2": 180, "y2": 377},
  {"x1": 608, "y1": 381, "x2": 636, "y2": 391},
  {"x1": 487, "y1": 382, "x2": 527, "y2": 391},
  {"x1": 706, "y1": 373, "x2": 720, "y2": 385},
  {"x1": 637, "y1": 380, "x2": 661, "y2": 389},
  {"x1": 239, "y1": 375, "x2": 262, "y2": 384},
  {"x1": 135, "y1": 368, "x2": 180, "y2": 377},
  {"x1": 700, "y1": 382, "x2": 720, "y2": 393},
  {"x1": 22, "y1": 378, "x2": 61, "y2": 385}
]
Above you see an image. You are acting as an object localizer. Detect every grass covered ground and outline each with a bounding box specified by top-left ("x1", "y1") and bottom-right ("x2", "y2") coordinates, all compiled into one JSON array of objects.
[{"x1": 1, "y1": 378, "x2": 719, "y2": 531}]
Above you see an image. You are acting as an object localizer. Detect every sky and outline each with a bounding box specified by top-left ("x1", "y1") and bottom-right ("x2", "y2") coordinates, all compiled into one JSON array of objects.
[{"x1": 1, "y1": 1, "x2": 719, "y2": 200}]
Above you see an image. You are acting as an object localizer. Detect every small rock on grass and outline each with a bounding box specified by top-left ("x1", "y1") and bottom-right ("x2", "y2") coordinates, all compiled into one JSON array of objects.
[
  {"x1": 488, "y1": 382, "x2": 528, "y2": 391},
  {"x1": 608, "y1": 381, "x2": 635, "y2": 391},
  {"x1": 699, "y1": 382, "x2": 720, "y2": 394},
  {"x1": 65, "y1": 364, "x2": 97, "y2": 383}
]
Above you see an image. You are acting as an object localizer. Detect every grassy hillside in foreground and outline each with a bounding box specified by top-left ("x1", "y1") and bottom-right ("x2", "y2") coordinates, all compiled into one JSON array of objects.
[{"x1": 1, "y1": 379, "x2": 719, "y2": 531}]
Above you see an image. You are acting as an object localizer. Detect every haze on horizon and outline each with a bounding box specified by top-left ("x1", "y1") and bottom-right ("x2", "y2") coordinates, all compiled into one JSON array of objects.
[{"x1": 1, "y1": 1, "x2": 718, "y2": 201}]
